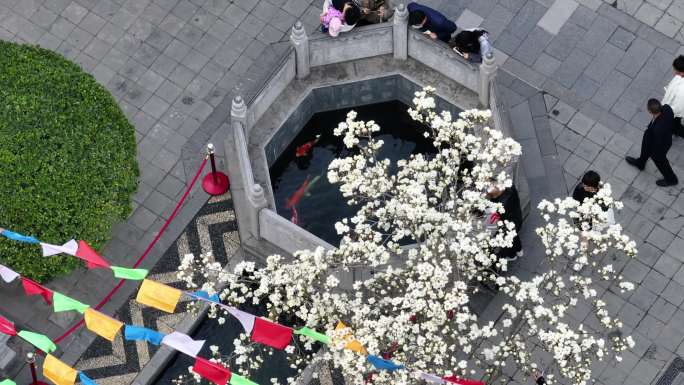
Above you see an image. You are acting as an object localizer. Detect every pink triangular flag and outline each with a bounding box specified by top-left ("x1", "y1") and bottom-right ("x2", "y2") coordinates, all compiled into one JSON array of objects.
[
  {"x1": 75, "y1": 240, "x2": 110, "y2": 269},
  {"x1": 0, "y1": 264, "x2": 19, "y2": 283},
  {"x1": 41, "y1": 239, "x2": 78, "y2": 257},
  {"x1": 420, "y1": 373, "x2": 446, "y2": 384},
  {"x1": 161, "y1": 331, "x2": 205, "y2": 357}
]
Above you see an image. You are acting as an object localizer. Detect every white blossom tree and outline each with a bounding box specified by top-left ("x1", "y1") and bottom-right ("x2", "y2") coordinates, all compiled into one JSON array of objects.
[{"x1": 175, "y1": 88, "x2": 637, "y2": 385}]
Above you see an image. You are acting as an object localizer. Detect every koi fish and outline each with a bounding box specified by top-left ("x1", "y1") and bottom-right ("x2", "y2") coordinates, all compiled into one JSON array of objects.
[
  {"x1": 286, "y1": 177, "x2": 309, "y2": 208},
  {"x1": 291, "y1": 206, "x2": 299, "y2": 225},
  {"x1": 295, "y1": 135, "x2": 321, "y2": 157},
  {"x1": 304, "y1": 175, "x2": 321, "y2": 197}
]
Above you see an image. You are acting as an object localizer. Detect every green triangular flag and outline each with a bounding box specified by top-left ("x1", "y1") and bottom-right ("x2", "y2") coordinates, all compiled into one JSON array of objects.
[
  {"x1": 111, "y1": 266, "x2": 149, "y2": 280},
  {"x1": 230, "y1": 374, "x2": 259, "y2": 385},
  {"x1": 52, "y1": 292, "x2": 89, "y2": 314},
  {"x1": 17, "y1": 330, "x2": 57, "y2": 353},
  {"x1": 0, "y1": 379, "x2": 16, "y2": 385},
  {"x1": 294, "y1": 327, "x2": 330, "y2": 344}
]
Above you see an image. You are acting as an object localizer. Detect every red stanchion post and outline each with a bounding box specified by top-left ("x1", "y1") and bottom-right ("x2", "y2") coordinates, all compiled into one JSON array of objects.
[
  {"x1": 25, "y1": 352, "x2": 48, "y2": 385},
  {"x1": 201, "y1": 143, "x2": 229, "y2": 195}
]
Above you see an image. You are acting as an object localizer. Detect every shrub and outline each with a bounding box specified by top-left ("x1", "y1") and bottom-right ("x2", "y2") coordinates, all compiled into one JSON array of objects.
[{"x1": 0, "y1": 41, "x2": 139, "y2": 282}]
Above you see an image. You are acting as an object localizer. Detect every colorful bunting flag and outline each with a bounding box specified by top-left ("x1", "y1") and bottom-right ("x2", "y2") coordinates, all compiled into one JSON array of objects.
[
  {"x1": 161, "y1": 332, "x2": 205, "y2": 358},
  {"x1": 0, "y1": 315, "x2": 17, "y2": 336},
  {"x1": 75, "y1": 240, "x2": 110, "y2": 269},
  {"x1": 21, "y1": 277, "x2": 53, "y2": 305},
  {"x1": 229, "y1": 374, "x2": 258, "y2": 385},
  {"x1": 193, "y1": 357, "x2": 232, "y2": 385},
  {"x1": 41, "y1": 240, "x2": 78, "y2": 257},
  {"x1": 84, "y1": 309, "x2": 123, "y2": 341},
  {"x1": 124, "y1": 325, "x2": 165, "y2": 345},
  {"x1": 53, "y1": 292, "x2": 89, "y2": 314},
  {"x1": 0, "y1": 264, "x2": 19, "y2": 283},
  {"x1": 110, "y1": 266, "x2": 148, "y2": 280},
  {"x1": 1, "y1": 229, "x2": 39, "y2": 244},
  {"x1": 420, "y1": 373, "x2": 446, "y2": 384},
  {"x1": 43, "y1": 354, "x2": 77, "y2": 385},
  {"x1": 17, "y1": 330, "x2": 57, "y2": 353},
  {"x1": 192, "y1": 290, "x2": 220, "y2": 303},
  {"x1": 225, "y1": 307, "x2": 255, "y2": 334},
  {"x1": 367, "y1": 355, "x2": 404, "y2": 371},
  {"x1": 335, "y1": 322, "x2": 367, "y2": 354},
  {"x1": 0, "y1": 379, "x2": 16, "y2": 385},
  {"x1": 294, "y1": 327, "x2": 330, "y2": 345},
  {"x1": 78, "y1": 372, "x2": 98, "y2": 385},
  {"x1": 136, "y1": 279, "x2": 181, "y2": 313},
  {"x1": 443, "y1": 376, "x2": 485, "y2": 385},
  {"x1": 251, "y1": 317, "x2": 293, "y2": 350}
]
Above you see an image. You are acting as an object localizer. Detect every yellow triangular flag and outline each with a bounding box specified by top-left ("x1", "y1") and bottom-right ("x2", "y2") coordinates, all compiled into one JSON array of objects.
[
  {"x1": 136, "y1": 279, "x2": 182, "y2": 313},
  {"x1": 43, "y1": 354, "x2": 77, "y2": 385},
  {"x1": 84, "y1": 308, "x2": 123, "y2": 341},
  {"x1": 335, "y1": 321, "x2": 367, "y2": 355}
]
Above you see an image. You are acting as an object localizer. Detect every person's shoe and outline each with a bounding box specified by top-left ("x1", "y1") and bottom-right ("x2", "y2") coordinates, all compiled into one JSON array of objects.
[
  {"x1": 625, "y1": 156, "x2": 644, "y2": 170},
  {"x1": 656, "y1": 179, "x2": 678, "y2": 187}
]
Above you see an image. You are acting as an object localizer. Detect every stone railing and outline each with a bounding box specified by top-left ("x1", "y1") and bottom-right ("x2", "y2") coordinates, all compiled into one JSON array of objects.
[{"x1": 225, "y1": 3, "x2": 504, "y2": 254}]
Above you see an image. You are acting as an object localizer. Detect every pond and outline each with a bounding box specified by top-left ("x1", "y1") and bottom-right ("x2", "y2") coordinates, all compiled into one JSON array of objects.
[{"x1": 269, "y1": 101, "x2": 436, "y2": 245}]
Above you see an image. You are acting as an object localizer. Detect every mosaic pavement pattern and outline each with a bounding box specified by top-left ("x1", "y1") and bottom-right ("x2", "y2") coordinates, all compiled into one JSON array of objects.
[{"x1": 75, "y1": 193, "x2": 239, "y2": 384}]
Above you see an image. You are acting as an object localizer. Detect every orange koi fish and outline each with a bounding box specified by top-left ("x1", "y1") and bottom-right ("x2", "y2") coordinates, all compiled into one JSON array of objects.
[{"x1": 286, "y1": 177, "x2": 309, "y2": 209}]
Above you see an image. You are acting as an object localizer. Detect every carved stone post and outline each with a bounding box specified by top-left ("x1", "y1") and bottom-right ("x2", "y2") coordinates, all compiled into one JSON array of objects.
[
  {"x1": 479, "y1": 52, "x2": 497, "y2": 107},
  {"x1": 393, "y1": 3, "x2": 408, "y2": 60},
  {"x1": 231, "y1": 95, "x2": 267, "y2": 240},
  {"x1": 290, "y1": 21, "x2": 310, "y2": 79}
]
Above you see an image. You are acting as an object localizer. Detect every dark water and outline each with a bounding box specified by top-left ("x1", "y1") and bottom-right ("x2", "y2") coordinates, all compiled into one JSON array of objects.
[
  {"x1": 153, "y1": 307, "x2": 297, "y2": 384},
  {"x1": 269, "y1": 101, "x2": 435, "y2": 245}
]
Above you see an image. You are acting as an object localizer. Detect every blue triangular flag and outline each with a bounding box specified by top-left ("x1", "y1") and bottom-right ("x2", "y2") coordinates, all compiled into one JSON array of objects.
[
  {"x1": 79, "y1": 371, "x2": 98, "y2": 385},
  {"x1": 1, "y1": 230, "x2": 39, "y2": 244},
  {"x1": 192, "y1": 290, "x2": 220, "y2": 303},
  {"x1": 124, "y1": 325, "x2": 165, "y2": 345},
  {"x1": 367, "y1": 355, "x2": 404, "y2": 371}
]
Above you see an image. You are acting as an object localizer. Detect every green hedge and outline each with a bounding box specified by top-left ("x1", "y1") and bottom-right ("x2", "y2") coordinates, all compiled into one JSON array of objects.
[{"x1": 0, "y1": 41, "x2": 139, "y2": 282}]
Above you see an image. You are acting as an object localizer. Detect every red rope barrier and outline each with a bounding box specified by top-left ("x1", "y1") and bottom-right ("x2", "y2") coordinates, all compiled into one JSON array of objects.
[{"x1": 53, "y1": 156, "x2": 209, "y2": 344}]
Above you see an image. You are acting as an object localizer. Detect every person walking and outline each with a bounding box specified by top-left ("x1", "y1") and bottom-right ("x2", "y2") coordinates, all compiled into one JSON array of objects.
[
  {"x1": 407, "y1": 2, "x2": 457, "y2": 43},
  {"x1": 626, "y1": 99, "x2": 679, "y2": 186},
  {"x1": 663, "y1": 55, "x2": 684, "y2": 137}
]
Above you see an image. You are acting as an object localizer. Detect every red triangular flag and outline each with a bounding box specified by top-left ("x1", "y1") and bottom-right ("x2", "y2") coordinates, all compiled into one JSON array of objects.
[
  {"x1": 193, "y1": 357, "x2": 231, "y2": 385},
  {"x1": 251, "y1": 317, "x2": 293, "y2": 350},
  {"x1": 21, "y1": 277, "x2": 53, "y2": 305},
  {"x1": 444, "y1": 376, "x2": 485, "y2": 385},
  {"x1": 0, "y1": 315, "x2": 17, "y2": 336},
  {"x1": 75, "y1": 240, "x2": 110, "y2": 269}
]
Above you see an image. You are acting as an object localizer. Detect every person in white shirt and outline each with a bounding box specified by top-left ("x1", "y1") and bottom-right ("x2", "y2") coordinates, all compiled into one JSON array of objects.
[{"x1": 663, "y1": 55, "x2": 684, "y2": 137}]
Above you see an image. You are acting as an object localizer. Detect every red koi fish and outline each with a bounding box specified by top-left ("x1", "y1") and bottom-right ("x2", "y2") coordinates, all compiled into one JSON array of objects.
[
  {"x1": 286, "y1": 177, "x2": 309, "y2": 209},
  {"x1": 295, "y1": 135, "x2": 321, "y2": 157}
]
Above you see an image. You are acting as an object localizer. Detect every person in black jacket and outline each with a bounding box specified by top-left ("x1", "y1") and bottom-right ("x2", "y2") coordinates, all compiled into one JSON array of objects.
[
  {"x1": 572, "y1": 170, "x2": 600, "y2": 204},
  {"x1": 626, "y1": 99, "x2": 679, "y2": 186},
  {"x1": 487, "y1": 184, "x2": 523, "y2": 261},
  {"x1": 407, "y1": 2, "x2": 458, "y2": 43}
]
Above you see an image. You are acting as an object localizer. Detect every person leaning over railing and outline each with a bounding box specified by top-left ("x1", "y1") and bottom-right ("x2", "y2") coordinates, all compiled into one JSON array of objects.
[
  {"x1": 450, "y1": 28, "x2": 492, "y2": 63},
  {"x1": 407, "y1": 2, "x2": 458, "y2": 43}
]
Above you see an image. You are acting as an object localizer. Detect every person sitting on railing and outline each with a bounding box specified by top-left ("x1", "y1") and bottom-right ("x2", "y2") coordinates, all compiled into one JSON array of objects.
[
  {"x1": 407, "y1": 2, "x2": 458, "y2": 43},
  {"x1": 322, "y1": 0, "x2": 362, "y2": 35},
  {"x1": 450, "y1": 28, "x2": 492, "y2": 63}
]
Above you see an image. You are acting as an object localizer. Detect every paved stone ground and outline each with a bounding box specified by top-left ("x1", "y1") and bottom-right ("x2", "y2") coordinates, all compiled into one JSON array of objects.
[{"x1": 2, "y1": 0, "x2": 684, "y2": 384}]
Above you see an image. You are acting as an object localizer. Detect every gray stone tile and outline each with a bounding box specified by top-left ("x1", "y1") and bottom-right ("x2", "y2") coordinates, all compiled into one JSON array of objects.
[
  {"x1": 591, "y1": 70, "x2": 632, "y2": 111},
  {"x1": 609, "y1": 26, "x2": 636, "y2": 50},
  {"x1": 493, "y1": 30, "x2": 523, "y2": 55},
  {"x1": 171, "y1": 0, "x2": 199, "y2": 21},
  {"x1": 182, "y1": 49, "x2": 210, "y2": 72},
  {"x1": 141, "y1": 94, "x2": 171, "y2": 119},
  {"x1": 661, "y1": 279, "x2": 684, "y2": 305},
  {"x1": 666, "y1": 236, "x2": 684, "y2": 262},
  {"x1": 584, "y1": 43, "x2": 625, "y2": 83},
  {"x1": 597, "y1": 2, "x2": 641, "y2": 32},
  {"x1": 575, "y1": 136, "x2": 602, "y2": 162},
  {"x1": 129, "y1": 205, "x2": 159, "y2": 231},
  {"x1": 571, "y1": 74, "x2": 599, "y2": 101},
  {"x1": 159, "y1": 13, "x2": 184, "y2": 36},
  {"x1": 563, "y1": 153, "x2": 590, "y2": 177},
  {"x1": 575, "y1": 14, "x2": 618, "y2": 56},
  {"x1": 282, "y1": 0, "x2": 311, "y2": 17},
  {"x1": 553, "y1": 47, "x2": 593, "y2": 88},
  {"x1": 647, "y1": 225, "x2": 676, "y2": 251},
  {"x1": 169, "y1": 64, "x2": 197, "y2": 88},
  {"x1": 507, "y1": 0, "x2": 547, "y2": 39},
  {"x1": 556, "y1": 126, "x2": 584, "y2": 151},
  {"x1": 591, "y1": 148, "x2": 621, "y2": 176},
  {"x1": 37, "y1": 32, "x2": 63, "y2": 50},
  {"x1": 513, "y1": 26, "x2": 553, "y2": 66},
  {"x1": 637, "y1": 23, "x2": 681, "y2": 54},
  {"x1": 586, "y1": 122, "x2": 614, "y2": 146},
  {"x1": 222, "y1": 4, "x2": 248, "y2": 27},
  {"x1": 50, "y1": 16, "x2": 77, "y2": 39},
  {"x1": 189, "y1": 8, "x2": 218, "y2": 32},
  {"x1": 479, "y1": 4, "x2": 514, "y2": 40},
  {"x1": 62, "y1": 1, "x2": 88, "y2": 25},
  {"x1": 157, "y1": 174, "x2": 186, "y2": 199},
  {"x1": 625, "y1": 211, "x2": 654, "y2": 239},
  {"x1": 142, "y1": 190, "x2": 173, "y2": 216},
  {"x1": 32, "y1": 6, "x2": 59, "y2": 29},
  {"x1": 176, "y1": 22, "x2": 204, "y2": 47},
  {"x1": 568, "y1": 4, "x2": 596, "y2": 30},
  {"x1": 618, "y1": 301, "x2": 645, "y2": 328},
  {"x1": 567, "y1": 111, "x2": 595, "y2": 136},
  {"x1": 537, "y1": 0, "x2": 579, "y2": 35}
]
